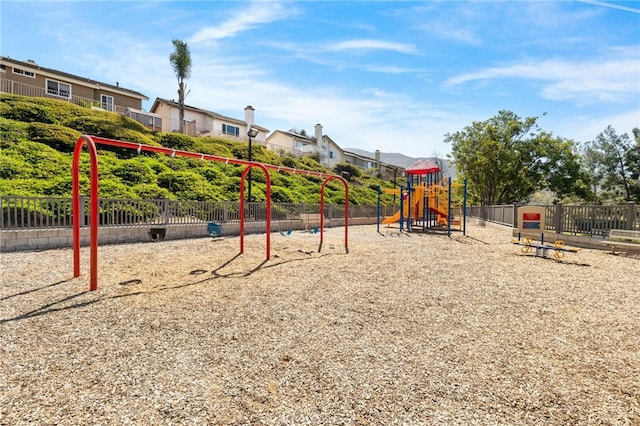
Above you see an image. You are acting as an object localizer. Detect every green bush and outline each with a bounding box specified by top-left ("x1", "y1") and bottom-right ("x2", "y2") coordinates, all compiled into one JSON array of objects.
[
  {"x1": 134, "y1": 184, "x2": 171, "y2": 199},
  {"x1": 0, "y1": 117, "x2": 29, "y2": 148},
  {"x1": 156, "y1": 132, "x2": 196, "y2": 151},
  {"x1": 281, "y1": 156, "x2": 298, "y2": 169},
  {"x1": 192, "y1": 139, "x2": 233, "y2": 157},
  {"x1": 5, "y1": 141, "x2": 68, "y2": 179},
  {"x1": 0, "y1": 99, "x2": 57, "y2": 123},
  {"x1": 111, "y1": 159, "x2": 156, "y2": 185},
  {"x1": 27, "y1": 122, "x2": 81, "y2": 152},
  {"x1": 0, "y1": 177, "x2": 51, "y2": 196},
  {"x1": 156, "y1": 170, "x2": 215, "y2": 200},
  {"x1": 99, "y1": 179, "x2": 138, "y2": 198},
  {"x1": 334, "y1": 162, "x2": 361, "y2": 179},
  {"x1": 271, "y1": 186, "x2": 296, "y2": 203},
  {"x1": 0, "y1": 154, "x2": 32, "y2": 178}
]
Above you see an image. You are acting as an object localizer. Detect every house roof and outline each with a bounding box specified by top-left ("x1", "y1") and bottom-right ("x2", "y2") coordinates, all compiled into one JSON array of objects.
[
  {"x1": 405, "y1": 159, "x2": 440, "y2": 175},
  {"x1": 267, "y1": 129, "x2": 314, "y2": 142},
  {"x1": 342, "y1": 150, "x2": 403, "y2": 171},
  {"x1": 0, "y1": 56, "x2": 148, "y2": 100},
  {"x1": 152, "y1": 97, "x2": 269, "y2": 132}
]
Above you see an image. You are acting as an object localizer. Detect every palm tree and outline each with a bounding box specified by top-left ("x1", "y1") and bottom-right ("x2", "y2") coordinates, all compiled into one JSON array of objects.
[{"x1": 169, "y1": 39, "x2": 192, "y2": 134}]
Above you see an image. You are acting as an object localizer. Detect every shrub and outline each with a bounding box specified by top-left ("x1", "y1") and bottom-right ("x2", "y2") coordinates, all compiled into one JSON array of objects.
[
  {"x1": 271, "y1": 186, "x2": 296, "y2": 203},
  {"x1": 156, "y1": 133, "x2": 196, "y2": 151},
  {"x1": 334, "y1": 162, "x2": 361, "y2": 180},
  {"x1": 0, "y1": 118, "x2": 29, "y2": 148},
  {"x1": 111, "y1": 159, "x2": 156, "y2": 185},
  {"x1": 0, "y1": 100, "x2": 57, "y2": 123},
  {"x1": 134, "y1": 184, "x2": 171, "y2": 199},
  {"x1": 27, "y1": 123, "x2": 81, "y2": 152},
  {"x1": 0, "y1": 154, "x2": 32, "y2": 178},
  {"x1": 156, "y1": 170, "x2": 215, "y2": 200},
  {"x1": 281, "y1": 156, "x2": 298, "y2": 169}
]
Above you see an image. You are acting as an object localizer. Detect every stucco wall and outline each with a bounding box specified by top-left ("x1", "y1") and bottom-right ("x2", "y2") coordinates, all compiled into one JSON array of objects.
[{"x1": 1, "y1": 217, "x2": 375, "y2": 253}]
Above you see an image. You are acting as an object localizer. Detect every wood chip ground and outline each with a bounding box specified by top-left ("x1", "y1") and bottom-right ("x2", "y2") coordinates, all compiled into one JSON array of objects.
[{"x1": 1, "y1": 223, "x2": 638, "y2": 425}]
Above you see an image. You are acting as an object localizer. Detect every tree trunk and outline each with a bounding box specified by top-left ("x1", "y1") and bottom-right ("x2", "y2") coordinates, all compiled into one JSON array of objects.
[{"x1": 178, "y1": 80, "x2": 185, "y2": 134}]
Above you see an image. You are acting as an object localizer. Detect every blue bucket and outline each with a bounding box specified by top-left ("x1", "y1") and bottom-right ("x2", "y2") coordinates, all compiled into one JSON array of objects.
[{"x1": 207, "y1": 222, "x2": 222, "y2": 237}]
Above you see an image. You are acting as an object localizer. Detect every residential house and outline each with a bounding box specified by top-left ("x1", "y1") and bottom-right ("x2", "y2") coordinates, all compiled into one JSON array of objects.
[
  {"x1": 0, "y1": 56, "x2": 160, "y2": 130},
  {"x1": 343, "y1": 149, "x2": 404, "y2": 181},
  {"x1": 266, "y1": 123, "x2": 343, "y2": 169},
  {"x1": 150, "y1": 98, "x2": 269, "y2": 143}
]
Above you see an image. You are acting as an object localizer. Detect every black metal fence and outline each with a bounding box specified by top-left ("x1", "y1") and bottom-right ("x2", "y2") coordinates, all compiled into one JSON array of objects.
[
  {"x1": 0, "y1": 196, "x2": 380, "y2": 230},
  {"x1": 469, "y1": 203, "x2": 638, "y2": 237}
]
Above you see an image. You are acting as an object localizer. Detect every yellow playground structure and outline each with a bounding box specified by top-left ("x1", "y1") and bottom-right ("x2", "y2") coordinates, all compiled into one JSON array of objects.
[{"x1": 379, "y1": 159, "x2": 466, "y2": 234}]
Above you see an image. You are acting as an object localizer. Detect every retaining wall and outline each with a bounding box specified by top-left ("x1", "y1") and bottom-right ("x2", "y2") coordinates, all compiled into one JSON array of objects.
[{"x1": 1, "y1": 217, "x2": 374, "y2": 252}]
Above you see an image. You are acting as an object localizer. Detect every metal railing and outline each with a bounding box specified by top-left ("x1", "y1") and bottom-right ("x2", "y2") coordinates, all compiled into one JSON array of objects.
[
  {"x1": 2, "y1": 79, "x2": 127, "y2": 114},
  {"x1": 469, "y1": 202, "x2": 638, "y2": 237},
  {"x1": 4, "y1": 195, "x2": 636, "y2": 237},
  {"x1": 0, "y1": 196, "x2": 380, "y2": 230}
]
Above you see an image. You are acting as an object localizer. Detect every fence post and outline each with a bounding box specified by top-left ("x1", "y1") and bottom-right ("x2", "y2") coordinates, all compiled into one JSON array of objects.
[
  {"x1": 163, "y1": 198, "x2": 170, "y2": 225},
  {"x1": 554, "y1": 203, "x2": 563, "y2": 234},
  {"x1": 626, "y1": 202, "x2": 636, "y2": 230},
  {"x1": 513, "y1": 203, "x2": 519, "y2": 228},
  {"x1": 223, "y1": 200, "x2": 229, "y2": 222},
  {"x1": 79, "y1": 195, "x2": 86, "y2": 227}
]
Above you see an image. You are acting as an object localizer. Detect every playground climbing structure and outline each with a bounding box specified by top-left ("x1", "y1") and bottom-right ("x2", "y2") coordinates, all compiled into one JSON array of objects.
[{"x1": 380, "y1": 159, "x2": 467, "y2": 235}]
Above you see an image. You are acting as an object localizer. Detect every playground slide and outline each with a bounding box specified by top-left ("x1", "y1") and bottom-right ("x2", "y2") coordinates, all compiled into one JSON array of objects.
[
  {"x1": 383, "y1": 203, "x2": 449, "y2": 225},
  {"x1": 382, "y1": 198, "x2": 420, "y2": 224},
  {"x1": 382, "y1": 210, "x2": 402, "y2": 224}
]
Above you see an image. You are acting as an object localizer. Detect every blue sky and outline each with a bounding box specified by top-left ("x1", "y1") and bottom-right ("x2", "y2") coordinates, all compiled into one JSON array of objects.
[{"x1": 1, "y1": 0, "x2": 639, "y2": 157}]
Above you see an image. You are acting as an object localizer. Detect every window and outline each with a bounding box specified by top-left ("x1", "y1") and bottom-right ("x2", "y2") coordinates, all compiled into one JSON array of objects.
[
  {"x1": 100, "y1": 94, "x2": 114, "y2": 112},
  {"x1": 13, "y1": 67, "x2": 35, "y2": 78},
  {"x1": 222, "y1": 123, "x2": 239, "y2": 136},
  {"x1": 329, "y1": 151, "x2": 335, "y2": 159},
  {"x1": 46, "y1": 79, "x2": 71, "y2": 98}
]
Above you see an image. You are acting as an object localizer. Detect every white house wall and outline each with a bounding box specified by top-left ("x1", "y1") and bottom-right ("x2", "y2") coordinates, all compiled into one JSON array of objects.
[{"x1": 266, "y1": 132, "x2": 296, "y2": 154}]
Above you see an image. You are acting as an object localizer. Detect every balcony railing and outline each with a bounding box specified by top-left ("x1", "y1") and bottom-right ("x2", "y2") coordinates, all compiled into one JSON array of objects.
[{"x1": 1, "y1": 79, "x2": 129, "y2": 114}]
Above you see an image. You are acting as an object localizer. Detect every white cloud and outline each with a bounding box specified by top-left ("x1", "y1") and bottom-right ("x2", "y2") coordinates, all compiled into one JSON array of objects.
[
  {"x1": 549, "y1": 109, "x2": 640, "y2": 143},
  {"x1": 445, "y1": 52, "x2": 640, "y2": 104},
  {"x1": 578, "y1": 0, "x2": 640, "y2": 14},
  {"x1": 325, "y1": 39, "x2": 418, "y2": 55},
  {"x1": 189, "y1": 1, "x2": 298, "y2": 44}
]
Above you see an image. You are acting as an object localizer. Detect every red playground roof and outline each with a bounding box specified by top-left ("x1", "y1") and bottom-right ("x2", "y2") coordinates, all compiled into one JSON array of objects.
[{"x1": 405, "y1": 159, "x2": 440, "y2": 175}]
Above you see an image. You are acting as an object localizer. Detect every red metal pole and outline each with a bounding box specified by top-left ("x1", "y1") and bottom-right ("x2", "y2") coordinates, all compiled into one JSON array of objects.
[
  {"x1": 319, "y1": 176, "x2": 349, "y2": 253},
  {"x1": 240, "y1": 164, "x2": 272, "y2": 260},
  {"x1": 70, "y1": 135, "x2": 348, "y2": 290},
  {"x1": 72, "y1": 135, "x2": 99, "y2": 290},
  {"x1": 239, "y1": 167, "x2": 246, "y2": 254}
]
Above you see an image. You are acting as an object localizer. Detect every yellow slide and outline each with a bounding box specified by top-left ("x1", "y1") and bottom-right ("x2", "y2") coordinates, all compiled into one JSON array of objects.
[
  {"x1": 382, "y1": 198, "x2": 419, "y2": 224},
  {"x1": 382, "y1": 210, "x2": 402, "y2": 224}
]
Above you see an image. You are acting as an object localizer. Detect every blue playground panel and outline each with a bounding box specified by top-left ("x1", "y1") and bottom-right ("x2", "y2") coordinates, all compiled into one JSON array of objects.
[{"x1": 523, "y1": 222, "x2": 541, "y2": 229}]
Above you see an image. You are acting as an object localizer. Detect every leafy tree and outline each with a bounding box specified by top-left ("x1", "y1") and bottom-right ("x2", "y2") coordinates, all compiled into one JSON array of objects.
[
  {"x1": 624, "y1": 127, "x2": 640, "y2": 201},
  {"x1": 579, "y1": 140, "x2": 606, "y2": 203},
  {"x1": 169, "y1": 39, "x2": 192, "y2": 134},
  {"x1": 595, "y1": 126, "x2": 634, "y2": 202},
  {"x1": 288, "y1": 128, "x2": 307, "y2": 136},
  {"x1": 446, "y1": 110, "x2": 584, "y2": 205}
]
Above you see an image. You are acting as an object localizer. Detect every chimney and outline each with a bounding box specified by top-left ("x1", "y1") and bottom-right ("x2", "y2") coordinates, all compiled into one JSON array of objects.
[
  {"x1": 315, "y1": 123, "x2": 323, "y2": 142},
  {"x1": 245, "y1": 105, "x2": 255, "y2": 127}
]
